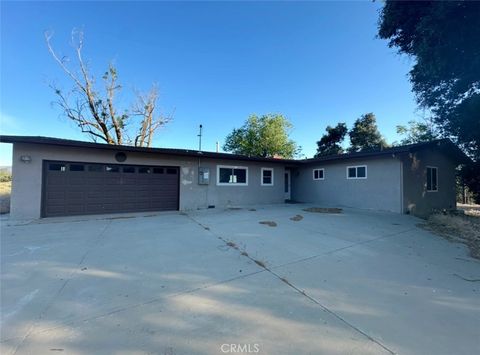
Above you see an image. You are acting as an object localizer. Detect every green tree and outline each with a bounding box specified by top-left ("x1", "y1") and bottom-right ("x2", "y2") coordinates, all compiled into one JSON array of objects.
[
  {"x1": 223, "y1": 114, "x2": 299, "y2": 158},
  {"x1": 348, "y1": 113, "x2": 388, "y2": 152},
  {"x1": 315, "y1": 123, "x2": 348, "y2": 157},
  {"x1": 396, "y1": 119, "x2": 440, "y2": 145},
  {"x1": 378, "y1": 1, "x2": 480, "y2": 159}
]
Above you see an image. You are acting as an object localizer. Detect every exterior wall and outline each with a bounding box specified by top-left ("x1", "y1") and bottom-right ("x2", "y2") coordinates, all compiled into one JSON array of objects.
[
  {"x1": 399, "y1": 149, "x2": 457, "y2": 217},
  {"x1": 10, "y1": 143, "x2": 286, "y2": 219},
  {"x1": 292, "y1": 156, "x2": 403, "y2": 213}
]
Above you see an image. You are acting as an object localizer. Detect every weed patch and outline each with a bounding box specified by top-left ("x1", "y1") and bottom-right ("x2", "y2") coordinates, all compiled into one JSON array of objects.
[{"x1": 419, "y1": 213, "x2": 480, "y2": 259}]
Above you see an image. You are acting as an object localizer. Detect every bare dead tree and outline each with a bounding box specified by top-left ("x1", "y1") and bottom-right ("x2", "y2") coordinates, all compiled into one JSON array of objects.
[{"x1": 45, "y1": 29, "x2": 171, "y2": 146}]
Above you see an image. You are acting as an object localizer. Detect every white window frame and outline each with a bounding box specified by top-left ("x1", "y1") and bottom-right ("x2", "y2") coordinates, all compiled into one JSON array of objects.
[
  {"x1": 426, "y1": 166, "x2": 438, "y2": 192},
  {"x1": 216, "y1": 165, "x2": 249, "y2": 186},
  {"x1": 261, "y1": 168, "x2": 274, "y2": 186},
  {"x1": 346, "y1": 165, "x2": 367, "y2": 179},
  {"x1": 312, "y1": 168, "x2": 325, "y2": 180}
]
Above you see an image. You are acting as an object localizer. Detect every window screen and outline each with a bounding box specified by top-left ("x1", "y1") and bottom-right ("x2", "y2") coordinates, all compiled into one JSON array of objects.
[
  {"x1": 218, "y1": 167, "x2": 247, "y2": 185},
  {"x1": 427, "y1": 167, "x2": 438, "y2": 191},
  {"x1": 357, "y1": 166, "x2": 366, "y2": 178},
  {"x1": 348, "y1": 167, "x2": 356, "y2": 178},
  {"x1": 313, "y1": 169, "x2": 324, "y2": 180},
  {"x1": 262, "y1": 169, "x2": 273, "y2": 185}
]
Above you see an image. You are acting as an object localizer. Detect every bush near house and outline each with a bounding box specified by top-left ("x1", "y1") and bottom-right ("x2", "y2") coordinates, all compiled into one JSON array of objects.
[
  {"x1": 0, "y1": 172, "x2": 12, "y2": 182},
  {"x1": 0, "y1": 180, "x2": 11, "y2": 214}
]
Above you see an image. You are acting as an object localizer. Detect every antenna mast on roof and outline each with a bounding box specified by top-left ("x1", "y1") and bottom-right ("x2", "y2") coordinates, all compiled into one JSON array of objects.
[{"x1": 198, "y1": 124, "x2": 203, "y2": 151}]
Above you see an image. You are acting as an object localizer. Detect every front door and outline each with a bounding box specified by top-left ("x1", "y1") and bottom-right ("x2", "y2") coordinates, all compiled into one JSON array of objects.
[{"x1": 284, "y1": 170, "x2": 291, "y2": 200}]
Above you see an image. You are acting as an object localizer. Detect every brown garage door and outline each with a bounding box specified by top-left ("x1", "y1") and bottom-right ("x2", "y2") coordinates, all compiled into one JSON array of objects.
[{"x1": 42, "y1": 161, "x2": 179, "y2": 217}]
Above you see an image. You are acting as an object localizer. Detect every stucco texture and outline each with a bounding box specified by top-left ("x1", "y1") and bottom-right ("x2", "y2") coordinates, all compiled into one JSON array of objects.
[
  {"x1": 400, "y1": 149, "x2": 457, "y2": 217},
  {"x1": 291, "y1": 156, "x2": 403, "y2": 213},
  {"x1": 10, "y1": 143, "x2": 286, "y2": 219}
]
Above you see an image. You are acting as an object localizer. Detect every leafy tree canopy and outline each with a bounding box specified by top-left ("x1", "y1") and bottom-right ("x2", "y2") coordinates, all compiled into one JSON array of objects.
[
  {"x1": 223, "y1": 114, "x2": 299, "y2": 159},
  {"x1": 395, "y1": 119, "x2": 440, "y2": 145},
  {"x1": 378, "y1": 1, "x2": 480, "y2": 159},
  {"x1": 315, "y1": 123, "x2": 348, "y2": 157},
  {"x1": 348, "y1": 113, "x2": 388, "y2": 152}
]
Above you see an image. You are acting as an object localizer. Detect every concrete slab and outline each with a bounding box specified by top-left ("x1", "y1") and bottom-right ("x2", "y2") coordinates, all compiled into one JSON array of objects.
[{"x1": 1, "y1": 204, "x2": 479, "y2": 354}]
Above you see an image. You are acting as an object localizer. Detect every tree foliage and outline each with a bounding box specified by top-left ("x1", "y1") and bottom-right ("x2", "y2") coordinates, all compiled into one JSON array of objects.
[
  {"x1": 46, "y1": 30, "x2": 171, "y2": 147},
  {"x1": 378, "y1": 1, "x2": 480, "y2": 159},
  {"x1": 395, "y1": 119, "x2": 440, "y2": 145},
  {"x1": 223, "y1": 114, "x2": 299, "y2": 158},
  {"x1": 348, "y1": 113, "x2": 388, "y2": 152},
  {"x1": 315, "y1": 123, "x2": 347, "y2": 157}
]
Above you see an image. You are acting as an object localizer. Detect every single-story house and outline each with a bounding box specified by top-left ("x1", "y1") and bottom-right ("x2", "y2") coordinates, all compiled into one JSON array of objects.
[{"x1": 0, "y1": 135, "x2": 470, "y2": 219}]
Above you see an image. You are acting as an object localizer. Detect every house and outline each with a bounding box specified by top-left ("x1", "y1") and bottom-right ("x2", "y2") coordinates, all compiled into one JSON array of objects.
[{"x1": 0, "y1": 136, "x2": 470, "y2": 219}]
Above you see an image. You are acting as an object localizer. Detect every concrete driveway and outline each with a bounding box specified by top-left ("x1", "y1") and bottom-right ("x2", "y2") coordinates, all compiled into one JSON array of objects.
[{"x1": 1, "y1": 205, "x2": 479, "y2": 355}]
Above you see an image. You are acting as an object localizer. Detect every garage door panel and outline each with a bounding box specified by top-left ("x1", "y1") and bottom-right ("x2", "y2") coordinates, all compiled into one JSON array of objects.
[{"x1": 43, "y1": 161, "x2": 179, "y2": 217}]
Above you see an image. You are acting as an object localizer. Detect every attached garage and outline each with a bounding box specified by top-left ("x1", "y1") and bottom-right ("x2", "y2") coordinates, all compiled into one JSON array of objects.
[{"x1": 42, "y1": 161, "x2": 179, "y2": 217}]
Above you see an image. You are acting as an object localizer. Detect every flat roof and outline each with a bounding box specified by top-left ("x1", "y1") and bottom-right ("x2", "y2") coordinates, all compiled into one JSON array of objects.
[
  {"x1": 0, "y1": 135, "x2": 299, "y2": 165},
  {"x1": 0, "y1": 135, "x2": 471, "y2": 165}
]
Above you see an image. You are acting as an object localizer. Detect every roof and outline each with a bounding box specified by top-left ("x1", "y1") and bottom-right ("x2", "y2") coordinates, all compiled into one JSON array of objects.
[
  {"x1": 0, "y1": 135, "x2": 471, "y2": 165},
  {"x1": 302, "y1": 139, "x2": 472, "y2": 165},
  {"x1": 0, "y1": 135, "x2": 299, "y2": 165}
]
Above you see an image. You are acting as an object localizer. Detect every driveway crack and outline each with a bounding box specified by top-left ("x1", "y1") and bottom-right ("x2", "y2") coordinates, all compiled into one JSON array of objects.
[{"x1": 187, "y1": 213, "x2": 398, "y2": 355}]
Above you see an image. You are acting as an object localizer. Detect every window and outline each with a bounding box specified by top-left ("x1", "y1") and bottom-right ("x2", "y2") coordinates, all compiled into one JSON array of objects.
[
  {"x1": 88, "y1": 165, "x2": 103, "y2": 172},
  {"x1": 313, "y1": 168, "x2": 324, "y2": 180},
  {"x1": 427, "y1": 166, "x2": 438, "y2": 192},
  {"x1": 122, "y1": 166, "x2": 135, "y2": 173},
  {"x1": 261, "y1": 168, "x2": 274, "y2": 186},
  {"x1": 138, "y1": 167, "x2": 151, "y2": 174},
  {"x1": 217, "y1": 165, "x2": 248, "y2": 185},
  {"x1": 166, "y1": 168, "x2": 177, "y2": 175},
  {"x1": 49, "y1": 163, "x2": 66, "y2": 172},
  {"x1": 105, "y1": 165, "x2": 120, "y2": 173},
  {"x1": 69, "y1": 164, "x2": 85, "y2": 172},
  {"x1": 347, "y1": 165, "x2": 367, "y2": 179},
  {"x1": 153, "y1": 167, "x2": 164, "y2": 174}
]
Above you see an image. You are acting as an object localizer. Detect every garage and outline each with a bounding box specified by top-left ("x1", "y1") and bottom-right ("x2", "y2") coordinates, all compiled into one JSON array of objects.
[{"x1": 42, "y1": 160, "x2": 179, "y2": 217}]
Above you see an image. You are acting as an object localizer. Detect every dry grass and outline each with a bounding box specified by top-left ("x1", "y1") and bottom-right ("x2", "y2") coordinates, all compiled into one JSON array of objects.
[
  {"x1": 303, "y1": 207, "x2": 342, "y2": 214},
  {"x1": 290, "y1": 214, "x2": 303, "y2": 221},
  {"x1": 419, "y1": 213, "x2": 480, "y2": 259},
  {"x1": 0, "y1": 181, "x2": 11, "y2": 214},
  {"x1": 259, "y1": 221, "x2": 277, "y2": 227},
  {"x1": 458, "y1": 204, "x2": 480, "y2": 218}
]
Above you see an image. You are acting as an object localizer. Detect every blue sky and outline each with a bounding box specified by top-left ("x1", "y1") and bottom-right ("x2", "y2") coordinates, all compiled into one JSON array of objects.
[{"x1": 0, "y1": 1, "x2": 419, "y2": 165}]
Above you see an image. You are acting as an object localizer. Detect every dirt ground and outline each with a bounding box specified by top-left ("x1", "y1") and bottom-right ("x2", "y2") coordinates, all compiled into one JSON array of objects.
[
  {"x1": 419, "y1": 209, "x2": 480, "y2": 259},
  {"x1": 0, "y1": 181, "x2": 11, "y2": 214}
]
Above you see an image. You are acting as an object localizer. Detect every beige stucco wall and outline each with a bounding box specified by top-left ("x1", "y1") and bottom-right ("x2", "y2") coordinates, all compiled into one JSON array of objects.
[
  {"x1": 292, "y1": 156, "x2": 403, "y2": 213},
  {"x1": 10, "y1": 143, "x2": 286, "y2": 219},
  {"x1": 399, "y1": 149, "x2": 457, "y2": 217}
]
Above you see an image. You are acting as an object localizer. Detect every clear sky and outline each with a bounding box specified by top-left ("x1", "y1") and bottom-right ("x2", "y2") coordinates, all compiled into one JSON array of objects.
[{"x1": 0, "y1": 1, "x2": 420, "y2": 165}]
